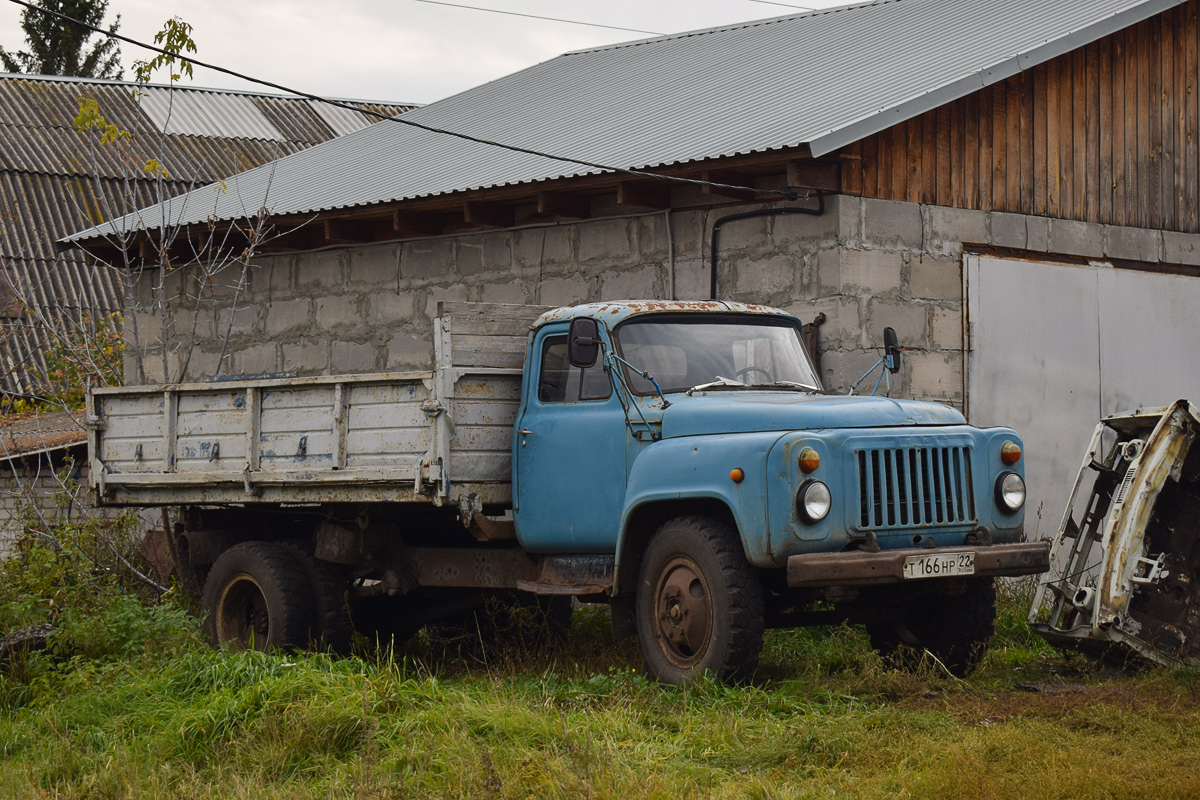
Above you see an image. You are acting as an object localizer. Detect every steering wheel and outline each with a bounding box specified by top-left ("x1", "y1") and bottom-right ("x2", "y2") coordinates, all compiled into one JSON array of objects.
[{"x1": 733, "y1": 365, "x2": 773, "y2": 383}]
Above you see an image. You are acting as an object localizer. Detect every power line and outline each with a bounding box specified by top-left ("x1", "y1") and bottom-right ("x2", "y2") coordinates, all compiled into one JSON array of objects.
[
  {"x1": 747, "y1": 0, "x2": 816, "y2": 10},
  {"x1": 413, "y1": 0, "x2": 664, "y2": 36},
  {"x1": 5, "y1": 0, "x2": 800, "y2": 215}
]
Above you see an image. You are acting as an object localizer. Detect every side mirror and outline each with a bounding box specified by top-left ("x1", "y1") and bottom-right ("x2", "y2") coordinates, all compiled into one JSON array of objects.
[
  {"x1": 568, "y1": 317, "x2": 601, "y2": 368},
  {"x1": 883, "y1": 327, "x2": 901, "y2": 374}
]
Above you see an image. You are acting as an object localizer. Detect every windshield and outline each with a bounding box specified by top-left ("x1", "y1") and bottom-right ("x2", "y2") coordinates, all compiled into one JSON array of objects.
[{"x1": 614, "y1": 316, "x2": 822, "y2": 394}]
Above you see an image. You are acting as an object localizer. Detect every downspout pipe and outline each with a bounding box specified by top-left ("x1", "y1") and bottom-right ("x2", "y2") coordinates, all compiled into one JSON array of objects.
[{"x1": 709, "y1": 193, "x2": 826, "y2": 300}]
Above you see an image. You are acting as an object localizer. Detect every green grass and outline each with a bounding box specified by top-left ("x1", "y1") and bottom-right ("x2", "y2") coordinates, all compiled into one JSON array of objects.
[{"x1": 3, "y1": 587, "x2": 1200, "y2": 800}]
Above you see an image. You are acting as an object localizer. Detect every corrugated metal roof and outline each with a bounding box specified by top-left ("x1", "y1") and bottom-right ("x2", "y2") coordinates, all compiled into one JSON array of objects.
[
  {"x1": 61, "y1": 0, "x2": 1184, "y2": 242},
  {"x1": 0, "y1": 73, "x2": 415, "y2": 395}
]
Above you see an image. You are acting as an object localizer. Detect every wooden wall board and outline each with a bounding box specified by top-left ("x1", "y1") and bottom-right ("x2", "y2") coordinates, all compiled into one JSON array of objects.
[{"x1": 840, "y1": 0, "x2": 1200, "y2": 234}]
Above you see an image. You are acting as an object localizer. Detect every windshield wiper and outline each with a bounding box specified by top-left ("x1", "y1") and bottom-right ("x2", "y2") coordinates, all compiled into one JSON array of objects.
[
  {"x1": 686, "y1": 377, "x2": 822, "y2": 395},
  {"x1": 767, "y1": 380, "x2": 821, "y2": 392},
  {"x1": 685, "y1": 376, "x2": 746, "y2": 395}
]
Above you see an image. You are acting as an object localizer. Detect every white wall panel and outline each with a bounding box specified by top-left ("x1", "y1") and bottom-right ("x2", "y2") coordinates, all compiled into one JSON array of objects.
[
  {"x1": 966, "y1": 255, "x2": 1100, "y2": 537},
  {"x1": 968, "y1": 254, "x2": 1200, "y2": 539},
  {"x1": 1097, "y1": 269, "x2": 1200, "y2": 414}
]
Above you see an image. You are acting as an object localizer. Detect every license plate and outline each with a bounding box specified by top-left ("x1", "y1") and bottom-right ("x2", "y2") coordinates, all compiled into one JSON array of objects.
[{"x1": 902, "y1": 551, "x2": 975, "y2": 580}]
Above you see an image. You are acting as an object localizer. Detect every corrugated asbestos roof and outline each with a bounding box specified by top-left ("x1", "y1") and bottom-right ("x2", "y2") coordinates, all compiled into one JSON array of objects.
[
  {"x1": 62, "y1": 0, "x2": 1184, "y2": 243},
  {"x1": 0, "y1": 73, "x2": 414, "y2": 395},
  {"x1": 0, "y1": 410, "x2": 85, "y2": 459}
]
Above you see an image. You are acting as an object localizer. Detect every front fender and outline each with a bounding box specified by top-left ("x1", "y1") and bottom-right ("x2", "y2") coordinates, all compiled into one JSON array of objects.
[{"x1": 612, "y1": 432, "x2": 784, "y2": 592}]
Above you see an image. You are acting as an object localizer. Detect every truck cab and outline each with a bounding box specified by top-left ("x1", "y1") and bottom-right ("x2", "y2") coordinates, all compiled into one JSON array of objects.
[{"x1": 512, "y1": 301, "x2": 1047, "y2": 682}]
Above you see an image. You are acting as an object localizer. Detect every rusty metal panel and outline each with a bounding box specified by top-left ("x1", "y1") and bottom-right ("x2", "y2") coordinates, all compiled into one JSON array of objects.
[
  {"x1": 1030, "y1": 401, "x2": 1200, "y2": 666},
  {"x1": 787, "y1": 541, "x2": 1050, "y2": 587},
  {"x1": 399, "y1": 546, "x2": 542, "y2": 589}
]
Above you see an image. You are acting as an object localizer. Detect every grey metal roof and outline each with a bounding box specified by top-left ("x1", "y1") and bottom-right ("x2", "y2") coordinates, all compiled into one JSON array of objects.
[
  {"x1": 0, "y1": 73, "x2": 414, "y2": 395},
  {"x1": 62, "y1": 0, "x2": 1183, "y2": 244}
]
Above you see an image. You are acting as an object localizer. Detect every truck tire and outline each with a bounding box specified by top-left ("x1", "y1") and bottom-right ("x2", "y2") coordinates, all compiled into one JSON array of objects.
[
  {"x1": 866, "y1": 577, "x2": 996, "y2": 677},
  {"x1": 282, "y1": 544, "x2": 354, "y2": 654},
  {"x1": 635, "y1": 516, "x2": 764, "y2": 685},
  {"x1": 201, "y1": 542, "x2": 313, "y2": 652}
]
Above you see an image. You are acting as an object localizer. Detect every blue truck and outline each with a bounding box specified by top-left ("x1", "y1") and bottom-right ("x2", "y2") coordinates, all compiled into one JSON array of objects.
[{"x1": 88, "y1": 300, "x2": 1049, "y2": 683}]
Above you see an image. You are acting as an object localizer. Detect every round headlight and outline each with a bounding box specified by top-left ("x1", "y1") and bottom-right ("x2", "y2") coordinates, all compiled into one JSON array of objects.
[
  {"x1": 797, "y1": 480, "x2": 831, "y2": 523},
  {"x1": 995, "y1": 472, "x2": 1026, "y2": 512}
]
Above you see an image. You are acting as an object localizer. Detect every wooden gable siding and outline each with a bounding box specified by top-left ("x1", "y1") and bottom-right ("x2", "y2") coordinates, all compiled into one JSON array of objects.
[{"x1": 840, "y1": 0, "x2": 1200, "y2": 233}]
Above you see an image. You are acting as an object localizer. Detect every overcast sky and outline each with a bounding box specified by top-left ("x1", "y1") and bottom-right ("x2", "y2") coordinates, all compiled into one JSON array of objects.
[{"x1": 0, "y1": 0, "x2": 849, "y2": 105}]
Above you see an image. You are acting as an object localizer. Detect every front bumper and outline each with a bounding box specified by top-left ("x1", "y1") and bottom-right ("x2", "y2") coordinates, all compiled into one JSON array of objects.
[{"x1": 786, "y1": 541, "x2": 1050, "y2": 588}]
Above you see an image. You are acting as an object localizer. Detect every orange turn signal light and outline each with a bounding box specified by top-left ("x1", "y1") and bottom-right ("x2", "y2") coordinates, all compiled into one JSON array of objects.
[
  {"x1": 1001, "y1": 441, "x2": 1022, "y2": 465},
  {"x1": 799, "y1": 448, "x2": 820, "y2": 473},
  {"x1": 730, "y1": 468, "x2": 745, "y2": 483}
]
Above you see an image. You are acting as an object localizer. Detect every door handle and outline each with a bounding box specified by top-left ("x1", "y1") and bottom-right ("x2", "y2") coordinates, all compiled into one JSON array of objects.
[{"x1": 518, "y1": 429, "x2": 534, "y2": 435}]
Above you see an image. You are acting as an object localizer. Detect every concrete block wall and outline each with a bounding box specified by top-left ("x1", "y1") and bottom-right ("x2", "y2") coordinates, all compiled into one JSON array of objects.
[
  {"x1": 0, "y1": 449, "x2": 91, "y2": 557},
  {"x1": 128, "y1": 194, "x2": 1200, "y2": 409},
  {"x1": 707, "y1": 197, "x2": 965, "y2": 403},
  {"x1": 131, "y1": 210, "x2": 682, "y2": 384}
]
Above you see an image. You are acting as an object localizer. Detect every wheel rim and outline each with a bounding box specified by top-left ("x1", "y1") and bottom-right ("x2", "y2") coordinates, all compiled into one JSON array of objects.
[
  {"x1": 215, "y1": 572, "x2": 270, "y2": 651},
  {"x1": 653, "y1": 555, "x2": 713, "y2": 669}
]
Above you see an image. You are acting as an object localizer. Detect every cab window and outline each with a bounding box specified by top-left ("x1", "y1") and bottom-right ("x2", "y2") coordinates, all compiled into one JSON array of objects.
[{"x1": 538, "y1": 335, "x2": 611, "y2": 402}]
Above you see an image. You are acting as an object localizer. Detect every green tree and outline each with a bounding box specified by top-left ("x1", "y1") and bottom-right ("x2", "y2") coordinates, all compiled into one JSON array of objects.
[{"x1": 0, "y1": 0, "x2": 123, "y2": 79}]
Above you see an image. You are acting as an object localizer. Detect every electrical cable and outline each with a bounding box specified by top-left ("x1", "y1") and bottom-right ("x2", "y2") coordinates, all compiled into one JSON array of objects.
[
  {"x1": 746, "y1": 0, "x2": 816, "y2": 10},
  {"x1": 413, "y1": 0, "x2": 663, "y2": 36},
  {"x1": 4, "y1": 0, "x2": 800, "y2": 207}
]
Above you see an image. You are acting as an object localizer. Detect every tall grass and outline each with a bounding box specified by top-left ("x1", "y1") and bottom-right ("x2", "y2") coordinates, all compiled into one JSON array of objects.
[
  {"x1": 3, "y1": 589, "x2": 1200, "y2": 799},
  {"x1": 3, "y1": 497, "x2": 1198, "y2": 799}
]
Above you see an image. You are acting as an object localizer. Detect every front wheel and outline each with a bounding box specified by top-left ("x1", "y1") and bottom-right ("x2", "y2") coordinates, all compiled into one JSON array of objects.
[{"x1": 635, "y1": 516, "x2": 764, "y2": 685}]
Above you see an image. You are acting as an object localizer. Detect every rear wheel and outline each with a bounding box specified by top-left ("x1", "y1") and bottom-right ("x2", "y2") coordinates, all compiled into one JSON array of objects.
[
  {"x1": 635, "y1": 516, "x2": 764, "y2": 685},
  {"x1": 282, "y1": 544, "x2": 354, "y2": 653},
  {"x1": 201, "y1": 542, "x2": 312, "y2": 651},
  {"x1": 866, "y1": 577, "x2": 996, "y2": 677}
]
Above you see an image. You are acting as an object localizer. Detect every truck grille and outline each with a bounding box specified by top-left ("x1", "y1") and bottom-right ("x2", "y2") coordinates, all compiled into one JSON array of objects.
[{"x1": 856, "y1": 446, "x2": 976, "y2": 529}]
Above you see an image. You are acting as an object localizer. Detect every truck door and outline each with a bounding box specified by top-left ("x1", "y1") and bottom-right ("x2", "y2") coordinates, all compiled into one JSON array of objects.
[{"x1": 513, "y1": 326, "x2": 628, "y2": 552}]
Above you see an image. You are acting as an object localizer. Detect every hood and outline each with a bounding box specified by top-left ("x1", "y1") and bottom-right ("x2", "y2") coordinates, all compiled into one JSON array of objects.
[{"x1": 658, "y1": 392, "x2": 966, "y2": 438}]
